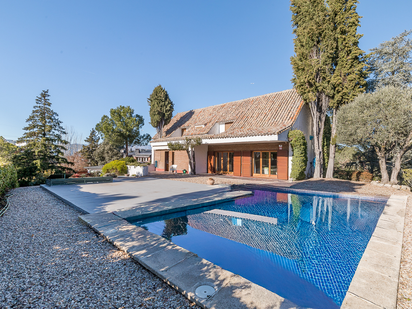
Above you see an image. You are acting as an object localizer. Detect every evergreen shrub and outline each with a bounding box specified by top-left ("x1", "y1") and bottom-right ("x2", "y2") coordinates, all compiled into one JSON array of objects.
[
  {"x1": 120, "y1": 157, "x2": 138, "y2": 164},
  {"x1": 288, "y1": 130, "x2": 308, "y2": 180},
  {"x1": 127, "y1": 162, "x2": 150, "y2": 167},
  {"x1": 0, "y1": 164, "x2": 18, "y2": 197},
  {"x1": 402, "y1": 169, "x2": 412, "y2": 187},
  {"x1": 102, "y1": 160, "x2": 127, "y2": 175}
]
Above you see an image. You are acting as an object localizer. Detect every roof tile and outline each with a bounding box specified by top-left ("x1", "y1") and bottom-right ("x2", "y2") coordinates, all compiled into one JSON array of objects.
[{"x1": 152, "y1": 89, "x2": 303, "y2": 142}]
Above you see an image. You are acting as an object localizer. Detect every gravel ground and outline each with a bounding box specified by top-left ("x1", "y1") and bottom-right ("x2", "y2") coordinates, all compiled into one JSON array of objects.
[
  {"x1": 149, "y1": 173, "x2": 412, "y2": 309},
  {"x1": 0, "y1": 187, "x2": 199, "y2": 309}
]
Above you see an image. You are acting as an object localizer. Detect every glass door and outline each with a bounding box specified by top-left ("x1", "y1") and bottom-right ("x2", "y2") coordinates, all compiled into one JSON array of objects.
[
  {"x1": 216, "y1": 152, "x2": 234, "y2": 174},
  {"x1": 253, "y1": 151, "x2": 277, "y2": 177}
]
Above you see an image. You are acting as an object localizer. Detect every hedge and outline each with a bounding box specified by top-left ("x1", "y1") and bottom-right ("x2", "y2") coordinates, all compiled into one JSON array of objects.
[
  {"x1": 102, "y1": 160, "x2": 127, "y2": 175},
  {"x1": 0, "y1": 164, "x2": 18, "y2": 197},
  {"x1": 288, "y1": 129, "x2": 308, "y2": 180}
]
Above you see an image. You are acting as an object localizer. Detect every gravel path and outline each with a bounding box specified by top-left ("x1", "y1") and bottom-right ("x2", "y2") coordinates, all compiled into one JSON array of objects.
[{"x1": 0, "y1": 187, "x2": 199, "y2": 309}]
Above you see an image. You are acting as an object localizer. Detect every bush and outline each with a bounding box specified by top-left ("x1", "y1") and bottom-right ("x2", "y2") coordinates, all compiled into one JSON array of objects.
[
  {"x1": 402, "y1": 169, "x2": 412, "y2": 187},
  {"x1": 120, "y1": 157, "x2": 138, "y2": 164},
  {"x1": 288, "y1": 129, "x2": 308, "y2": 180},
  {"x1": 351, "y1": 171, "x2": 373, "y2": 182},
  {"x1": 103, "y1": 173, "x2": 117, "y2": 178},
  {"x1": 334, "y1": 168, "x2": 352, "y2": 180},
  {"x1": 102, "y1": 160, "x2": 127, "y2": 175},
  {"x1": 0, "y1": 164, "x2": 18, "y2": 197},
  {"x1": 127, "y1": 161, "x2": 150, "y2": 167}
]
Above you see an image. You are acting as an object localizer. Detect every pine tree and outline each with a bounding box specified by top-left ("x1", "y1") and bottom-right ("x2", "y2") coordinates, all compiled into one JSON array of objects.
[
  {"x1": 148, "y1": 85, "x2": 174, "y2": 138},
  {"x1": 95, "y1": 105, "x2": 151, "y2": 156},
  {"x1": 367, "y1": 30, "x2": 412, "y2": 90},
  {"x1": 290, "y1": 0, "x2": 333, "y2": 178},
  {"x1": 93, "y1": 140, "x2": 123, "y2": 165},
  {"x1": 325, "y1": 0, "x2": 367, "y2": 178},
  {"x1": 18, "y1": 90, "x2": 71, "y2": 176},
  {"x1": 80, "y1": 128, "x2": 100, "y2": 166}
]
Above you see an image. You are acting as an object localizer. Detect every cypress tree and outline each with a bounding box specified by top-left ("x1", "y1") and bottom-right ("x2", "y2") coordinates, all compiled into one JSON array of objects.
[
  {"x1": 18, "y1": 90, "x2": 71, "y2": 176},
  {"x1": 323, "y1": 115, "x2": 332, "y2": 176},
  {"x1": 325, "y1": 0, "x2": 367, "y2": 178},
  {"x1": 148, "y1": 85, "x2": 174, "y2": 138},
  {"x1": 290, "y1": 0, "x2": 333, "y2": 178},
  {"x1": 291, "y1": 0, "x2": 366, "y2": 179}
]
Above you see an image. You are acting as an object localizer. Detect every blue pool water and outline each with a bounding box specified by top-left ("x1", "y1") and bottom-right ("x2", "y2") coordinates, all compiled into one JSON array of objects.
[{"x1": 132, "y1": 190, "x2": 387, "y2": 308}]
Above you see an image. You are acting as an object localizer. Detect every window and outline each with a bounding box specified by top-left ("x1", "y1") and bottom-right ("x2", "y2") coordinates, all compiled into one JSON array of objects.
[
  {"x1": 224, "y1": 122, "x2": 233, "y2": 132},
  {"x1": 181, "y1": 128, "x2": 186, "y2": 136},
  {"x1": 253, "y1": 151, "x2": 277, "y2": 176}
]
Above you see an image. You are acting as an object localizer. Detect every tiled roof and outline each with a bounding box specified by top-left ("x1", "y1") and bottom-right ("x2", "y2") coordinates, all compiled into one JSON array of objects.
[{"x1": 151, "y1": 88, "x2": 303, "y2": 142}]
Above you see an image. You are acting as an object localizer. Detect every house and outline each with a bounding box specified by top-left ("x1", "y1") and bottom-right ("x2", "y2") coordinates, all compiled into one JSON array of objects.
[
  {"x1": 122, "y1": 146, "x2": 152, "y2": 163},
  {"x1": 150, "y1": 89, "x2": 314, "y2": 180},
  {"x1": 133, "y1": 150, "x2": 152, "y2": 163}
]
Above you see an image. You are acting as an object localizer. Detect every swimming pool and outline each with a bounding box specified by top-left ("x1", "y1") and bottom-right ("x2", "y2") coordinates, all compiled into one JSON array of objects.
[{"x1": 132, "y1": 189, "x2": 387, "y2": 308}]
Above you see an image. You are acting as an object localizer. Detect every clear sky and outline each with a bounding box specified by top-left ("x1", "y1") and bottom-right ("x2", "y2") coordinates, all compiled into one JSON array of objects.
[{"x1": 1, "y1": 0, "x2": 411, "y2": 142}]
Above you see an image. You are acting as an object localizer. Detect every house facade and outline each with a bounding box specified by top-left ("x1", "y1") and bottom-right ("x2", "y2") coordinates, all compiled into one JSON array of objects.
[{"x1": 150, "y1": 89, "x2": 314, "y2": 180}]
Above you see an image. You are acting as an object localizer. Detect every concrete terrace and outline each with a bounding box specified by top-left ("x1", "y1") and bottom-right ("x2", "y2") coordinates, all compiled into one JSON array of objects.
[{"x1": 41, "y1": 177, "x2": 238, "y2": 214}]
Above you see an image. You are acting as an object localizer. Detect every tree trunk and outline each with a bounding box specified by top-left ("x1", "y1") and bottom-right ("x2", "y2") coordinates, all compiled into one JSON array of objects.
[
  {"x1": 390, "y1": 152, "x2": 402, "y2": 185},
  {"x1": 308, "y1": 94, "x2": 328, "y2": 179},
  {"x1": 186, "y1": 148, "x2": 196, "y2": 175},
  {"x1": 158, "y1": 118, "x2": 164, "y2": 138},
  {"x1": 326, "y1": 108, "x2": 337, "y2": 179},
  {"x1": 390, "y1": 132, "x2": 412, "y2": 184},
  {"x1": 192, "y1": 148, "x2": 196, "y2": 175},
  {"x1": 125, "y1": 140, "x2": 129, "y2": 157},
  {"x1": 375, "y1": 146, "x2": 390, "y2": 184}
]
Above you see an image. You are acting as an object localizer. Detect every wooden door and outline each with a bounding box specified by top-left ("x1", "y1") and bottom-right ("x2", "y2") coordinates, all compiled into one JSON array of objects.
[{"x1": 165, "y1": 151, "x2": 169, "y2": 171}]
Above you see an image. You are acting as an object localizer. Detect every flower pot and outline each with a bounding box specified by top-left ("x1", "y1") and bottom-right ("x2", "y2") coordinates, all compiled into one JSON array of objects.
[{"x1": 207, "y1": 178, "x2": 215, "y2": 185}]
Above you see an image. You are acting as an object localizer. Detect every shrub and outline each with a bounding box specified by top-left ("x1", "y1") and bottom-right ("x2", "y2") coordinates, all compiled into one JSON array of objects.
[
  {"x1": 351, "y1": 171, "x2": 373, "y2": 182},
  {"x1": 334, "y1": 168, "x2": 352, "y2": 180},
  {"x1": 359, "y1": 171, "x2": 373, "y2": 182},
  {"x1": 0, "y1": 164, "x2": 18, "y2": 197},
  {"x1": 288, "y1": 129, "x2": 308, "y2": 180},
  {"x1": 351, "y1": 171, "x2": 360, "y2": 181},
  {"x1": 127, "y1": 162, "x2": 150, "y2": 167},
  {"x1": 120, "y1": 157, "x2": 138, "y2": 164},
  {"x1": 102, "y1": 160, "x2": 127, "y2": 175},
  {"x1": 402, "y1": 169, "x2": 412, "y2": 187},
  {"x1": 103, "y1": 173, "x2": 117, "y2": 178}
]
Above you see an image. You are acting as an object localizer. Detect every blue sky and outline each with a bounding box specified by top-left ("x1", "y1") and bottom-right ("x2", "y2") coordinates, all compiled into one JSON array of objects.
[{"x1": 1, "y1": 0, "x2": 411, "y2": 142}]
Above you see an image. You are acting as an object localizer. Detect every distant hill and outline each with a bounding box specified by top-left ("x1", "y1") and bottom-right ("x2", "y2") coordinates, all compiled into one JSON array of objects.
[{"x1": 64, "y1": 143, "x2": 84, "y2": 156}]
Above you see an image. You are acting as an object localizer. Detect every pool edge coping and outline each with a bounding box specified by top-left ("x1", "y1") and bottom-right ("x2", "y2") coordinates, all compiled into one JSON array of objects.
[
  {"x1": 78, "y1": 210, "x2": 299, "y2": 308},
  {"x1": 340, "y1": 194, "x2": 408, "y2": 309}
]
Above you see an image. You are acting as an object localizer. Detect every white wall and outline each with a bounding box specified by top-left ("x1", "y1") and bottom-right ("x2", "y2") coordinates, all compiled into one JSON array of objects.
[
  {"x1": 127, "y1": 165, "x2": 149, "y2": 177},
  {"x1": 208, "y1": 123, "x2": 220, "y2": 134},
  {"x1": 170, "y1": 128, "x2": 183, "y2": 138},
  {"x1": 279, "y1": 104, "x2": 314, "y2": 178},
  {"x1": 194, "y1": 144, "x2": 208, "y2": 174}
]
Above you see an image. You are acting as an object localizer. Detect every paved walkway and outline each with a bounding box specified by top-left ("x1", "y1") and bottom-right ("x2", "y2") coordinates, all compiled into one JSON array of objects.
[{"x1": 41, "y1": 177, "x2": 232, "y2": 214}]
